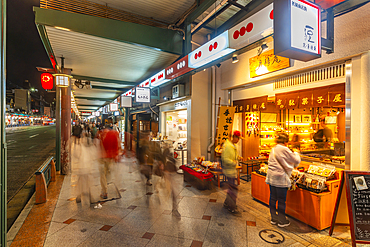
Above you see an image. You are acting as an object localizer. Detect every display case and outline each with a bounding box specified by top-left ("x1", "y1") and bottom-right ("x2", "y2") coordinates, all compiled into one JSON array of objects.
[{"x1": 251, "y1": 161, "x2": 343, "y2": 230}]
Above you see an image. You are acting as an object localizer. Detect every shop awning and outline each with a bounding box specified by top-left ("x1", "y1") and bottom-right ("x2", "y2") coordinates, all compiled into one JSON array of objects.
[{"x1": 34, "y1": 4, "x2": 184, "y2": 112}]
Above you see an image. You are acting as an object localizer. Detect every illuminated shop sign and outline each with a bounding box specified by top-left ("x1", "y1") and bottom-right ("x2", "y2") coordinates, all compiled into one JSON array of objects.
[
  {"x1": 138, "y1": 80, "x2": 150, "y2": 88},
  {"x1": 274, "y1": 0, "x2": 321, "y2": 61},
  {"x1": 150, "y1": 69, "x2": 169, "y2": 88},
  {"x1": 136, "y1": 87, "x2": 151, "y2": 103},
  {"x1": 165, "y1": 55, "x2": 193, "y2": 80},
  {"x1": 110, "y1": 103, "x2": 118, "y2": 111},
  {"x1": 120, "y1": 95, "x2": 132, "y2": 108},
  {"x1": 175, "y1": 100, "x2": 190, "y2": 110},
  {"x1": 122, "y1": 89, "x2": 132, "y2": 97},
  {"x1": 188, "y1": 31, "x2": 235, "y2": 68},
  {"x1": 249, "y1": 49, "x2": 290, "y2": 78},
  {"x1": 228, "y1": 4, "x2": 274, "y2": 50}
]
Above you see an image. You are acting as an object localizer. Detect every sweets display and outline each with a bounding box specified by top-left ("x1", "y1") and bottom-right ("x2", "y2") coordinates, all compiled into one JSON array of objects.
[
  {"x1": 295, "y1": 163, "x2": 336, "y2": 192},
  {"x1": 256, "y1": 162, "x2": 336, "y2": 193},
  {"x1": 306, "y1": 163, "x2": 336, "y2": 178}
]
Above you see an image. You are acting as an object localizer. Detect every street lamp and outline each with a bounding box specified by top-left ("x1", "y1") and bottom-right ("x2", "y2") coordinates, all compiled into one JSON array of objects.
[{"x1": 54, "y1": 74, "x2": 72, "y2": 87}]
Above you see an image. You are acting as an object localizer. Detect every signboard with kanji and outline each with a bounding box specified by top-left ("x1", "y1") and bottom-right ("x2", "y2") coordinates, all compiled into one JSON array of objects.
[
  {"x1": 249, "y1": 49, "x2": 290, "y2": 78},
  {"x1": 216, "y1": 106, "x2": 235, "y2": 146},
  {"x1": 274, "y1": 0, "x2": 322, "y2": 61}
]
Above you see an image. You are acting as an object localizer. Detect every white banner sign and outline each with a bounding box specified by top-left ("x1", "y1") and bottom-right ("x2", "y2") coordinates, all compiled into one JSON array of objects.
[
  {"x1": 188, "y1": 31, "x2": 235, "y2": 68},
  {"x1": 291, "y1": 0, "x2": 321, "y2": 55},
  {"x1": 228, "y1": 4, "x2": 273, "y2": 50},
  {"x1": 136, "y1": 87, "x2": 151, "y2": 103}
]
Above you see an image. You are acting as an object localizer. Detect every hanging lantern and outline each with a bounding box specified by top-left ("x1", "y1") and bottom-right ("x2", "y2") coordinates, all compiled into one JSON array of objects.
[{"x1": 41, "y1": 73, "x2": 53, "y2": 90}]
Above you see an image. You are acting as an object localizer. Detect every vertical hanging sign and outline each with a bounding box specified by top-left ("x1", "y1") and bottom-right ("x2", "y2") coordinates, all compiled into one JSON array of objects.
[
  {"x1": 215, "y1": 106, "x2": 235, "y2": 147},
  {"x1": 274, "y1": 0, "x2": 321, "y2": 61}
]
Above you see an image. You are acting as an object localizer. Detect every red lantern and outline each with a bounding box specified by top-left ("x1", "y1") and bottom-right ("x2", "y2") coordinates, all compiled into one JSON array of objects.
[{"x1": 41, "y1": 73, "x2": 53, "y2": 90}]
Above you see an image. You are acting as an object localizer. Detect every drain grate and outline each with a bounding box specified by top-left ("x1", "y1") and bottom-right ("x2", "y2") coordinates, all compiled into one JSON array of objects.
[{"x1": 259, "y1": 229, "x2": 285, "y2": 244}]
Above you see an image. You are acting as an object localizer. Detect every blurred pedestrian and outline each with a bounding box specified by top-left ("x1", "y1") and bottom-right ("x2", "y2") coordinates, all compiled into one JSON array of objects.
[
  {"x1": 98, "y1": 127, "x2": 121, "y2": 199},
  {"x1": 137, "y1": 131, "x2": 153, "y2": 186},
  {"x1": 266, "y1": 133, "x2": 300, "y2": 227},
  {"x1": 83, "y1": 123, "x2": 91, "y2": 145},
  {"x1": 91, "y1": 123, "x2": 98, "y2": 139},
  {"x1": 72, "y1": 121, "x2": 82, "y2": 144},
  {"x1": 162, "y1": 148, "x2": 181, "y2": 218},
  {"x1": 222, "y1": 130, "x2": 243, "y2": 214}
]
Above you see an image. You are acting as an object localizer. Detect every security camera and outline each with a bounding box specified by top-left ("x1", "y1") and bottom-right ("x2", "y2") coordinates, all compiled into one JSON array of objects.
[{"x1": 216, "y1": 63, "x2": 221, "y2": 68}]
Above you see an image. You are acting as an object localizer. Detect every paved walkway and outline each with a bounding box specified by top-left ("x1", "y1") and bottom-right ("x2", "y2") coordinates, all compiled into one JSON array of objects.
[{"x1": 7, "y1": 141, "x2": 360, "y2": 247}]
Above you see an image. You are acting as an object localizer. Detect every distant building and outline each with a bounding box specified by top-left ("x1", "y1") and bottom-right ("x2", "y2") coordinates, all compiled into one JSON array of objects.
[
  {"x1": 14, "y1": 89, "x2": 30, "y2": 112},
  {"x1": 44, "y1": 106, "x2": 51, "y2": 117}
]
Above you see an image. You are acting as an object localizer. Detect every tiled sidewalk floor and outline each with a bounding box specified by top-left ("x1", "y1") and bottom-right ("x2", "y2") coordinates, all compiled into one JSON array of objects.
[{"x1": 7, "y1": 142, "x2": 361, "y2": 247}]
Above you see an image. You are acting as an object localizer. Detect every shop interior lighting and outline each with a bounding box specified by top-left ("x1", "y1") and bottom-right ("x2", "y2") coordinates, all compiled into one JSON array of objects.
[
  {"x1": 286, "y1": 122, "x2": 311, "y2": 126},
  {"x1": 232, "y1": 56, "x2": 239, "y2": 64}
]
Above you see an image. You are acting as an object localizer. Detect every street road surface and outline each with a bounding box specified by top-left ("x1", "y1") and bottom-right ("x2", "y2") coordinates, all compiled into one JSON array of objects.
[{"x1": 6, "y1": 125, "x2": 55, "y2": 201}]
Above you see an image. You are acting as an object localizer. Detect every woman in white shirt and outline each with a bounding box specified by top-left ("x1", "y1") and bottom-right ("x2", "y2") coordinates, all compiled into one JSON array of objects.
[{"x1": 265, "y1": 133, "x2": 301, "y2": 227}]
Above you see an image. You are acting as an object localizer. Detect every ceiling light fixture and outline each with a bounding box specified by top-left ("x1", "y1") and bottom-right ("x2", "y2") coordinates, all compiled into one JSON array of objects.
[
  {"x1": 232, "y1": 56, "x2": 239, "y2": 64},
  {"x1": 257, "y1": 43, "x2": 269, "y2": 56},
  {"x1": 55, "y1": 26, "x2": 71, "y2": 32}
]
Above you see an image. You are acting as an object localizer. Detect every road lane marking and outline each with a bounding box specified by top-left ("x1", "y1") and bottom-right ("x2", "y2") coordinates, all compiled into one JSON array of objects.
[{"x1": 29, "y1": 134, "x2": 39, "y2": 138}]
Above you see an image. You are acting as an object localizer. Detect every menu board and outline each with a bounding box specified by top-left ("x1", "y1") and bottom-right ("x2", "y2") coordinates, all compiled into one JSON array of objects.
[
  {"x1": 347, "y1": 173, "x2": 370, "y2": 240},
  {"x1": 330, "y1": 171, "x2": 370, "y2": 246}
]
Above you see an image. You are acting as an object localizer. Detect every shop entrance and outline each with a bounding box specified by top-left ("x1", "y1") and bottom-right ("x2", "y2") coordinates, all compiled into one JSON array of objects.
[{"x1": 164, "y1": 110, "x2": 188, "y2": 166}]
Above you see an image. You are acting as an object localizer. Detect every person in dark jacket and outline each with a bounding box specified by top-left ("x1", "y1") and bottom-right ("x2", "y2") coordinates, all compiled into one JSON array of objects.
[{"x1": 72, "y1": 122, "x2": 82, "y2": 144}]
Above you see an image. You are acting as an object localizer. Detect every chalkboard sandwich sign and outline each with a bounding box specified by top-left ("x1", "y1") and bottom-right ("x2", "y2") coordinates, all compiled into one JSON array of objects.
[{"x1": 330, "y1": 171, "x2": 370, "y2": 247}]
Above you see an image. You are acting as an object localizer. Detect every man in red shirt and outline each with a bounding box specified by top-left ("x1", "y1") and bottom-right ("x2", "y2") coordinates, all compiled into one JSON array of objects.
[{"x1": 98, "y1": 127, "x2": 121, "y2": 199}]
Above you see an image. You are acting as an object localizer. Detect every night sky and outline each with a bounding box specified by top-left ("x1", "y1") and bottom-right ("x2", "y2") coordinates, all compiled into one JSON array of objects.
[{"x1": 6, "y1": 0, "x2": 54, "y2": 103}]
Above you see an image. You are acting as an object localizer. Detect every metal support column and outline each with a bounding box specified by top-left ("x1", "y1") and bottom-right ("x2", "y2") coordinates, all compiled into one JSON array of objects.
[
  {"x1": 55, "y1": 85, "x2": 61, "y2": 171},
  {"x1": 60, "y1": 80, "x2": 71, "y2": 175},
  {"x1": 184, "y1": 19, "x2": 192, "y2": 55},
  {"x1": 0, "y1": 0, "x2": 6, "y2": 245}
]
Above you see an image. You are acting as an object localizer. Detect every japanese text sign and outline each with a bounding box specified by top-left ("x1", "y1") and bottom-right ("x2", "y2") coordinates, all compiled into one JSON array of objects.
[
  {"x1": 274, "y1": 0, "x2": 321, "y2": 61},
  {"x1": 249, "y1": 49, "x2": 290, "y2": 78},
  {"x1": 135, "y1": 87, "x2": 151, "y2": 103},
  {"x1": 275, "y1": 94, "x2": 286, "y2": 109},
  {"x1": 329, "y1": 84, "x2": 345, "y2": 106},
  {"x1": 216, "y1": 106, "x2": 235, "y2": 146}
]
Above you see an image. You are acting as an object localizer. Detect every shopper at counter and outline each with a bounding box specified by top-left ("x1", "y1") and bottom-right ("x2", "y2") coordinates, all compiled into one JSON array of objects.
[
  {"x1": 266, "y1": 133, "x2": 300, "y2": 227},
  {"x1": 222, "y1": 130, "x2": 242, "y2": 214}
]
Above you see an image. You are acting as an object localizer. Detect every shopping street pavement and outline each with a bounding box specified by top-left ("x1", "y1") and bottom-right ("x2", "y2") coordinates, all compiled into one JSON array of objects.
[{"x1": 6, "y1": 141, "x2": 358, "y2": 247}]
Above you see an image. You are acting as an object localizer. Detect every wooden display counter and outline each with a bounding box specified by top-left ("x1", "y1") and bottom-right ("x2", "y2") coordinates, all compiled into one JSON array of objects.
[{"x1": 251, "y1": 168, "x2": 343, "y2": 230}]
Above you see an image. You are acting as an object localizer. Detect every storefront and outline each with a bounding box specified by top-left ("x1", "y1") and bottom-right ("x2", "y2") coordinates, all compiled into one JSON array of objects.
[
  {"x1": 158, "y1": 98, "x2": 190, "y2": 167},
  {"x1": 233, "y1": 81, "x2": 346, "y2": 166},
  {"x1": 210, "y1": 2, "x2": 370, "y2": 230}
]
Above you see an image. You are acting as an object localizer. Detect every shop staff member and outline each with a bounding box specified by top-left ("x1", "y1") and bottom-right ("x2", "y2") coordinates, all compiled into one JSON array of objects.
[
  {"x1": 222, "y1": 130, "x2": 242, "y2": 214},
  {"x1": 313, "y1": 118, "x2": 333, "y2": 143},
  {"x1": 266, "y1": 133, "x2": 300, "y2": 227}
]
